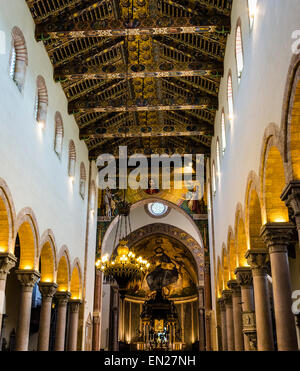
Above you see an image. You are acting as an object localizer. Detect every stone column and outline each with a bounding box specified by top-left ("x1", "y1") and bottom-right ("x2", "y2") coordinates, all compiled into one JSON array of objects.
[
  {"x1": 228, "y1": 280, "x2": 244, "y2": 351},
  {"x1": 281, "y1": 181, "x2": 300, "y2": 243},
  {"x1": 245, "y1": 250, "x2": 274, "y2": 351},
  {"x1": 15, "y1": 270, "x2": 40, "y2": 351},
  {"x1": 67, "y1": 299, "x2": 81, "y2": 351},
  {"x1": 261, "y1": 223, "x2": 298, "y2": 351},
  {"x1": 217, "y1": 298, "x2": 227, "y2": 351},
  {"x1": 119, "y1": 296, "x2": 125, "y2": 342},
  {"x1": 92, "y1": 269, "x2": 102, "y2": 351},
  {"x1": 235, "y1": 267, "x2": 256, "y2": 351},
  {"x1": 0, "y1": 252, "x2": 17, "y2": 337},
  {"x1": 295, "y1": 315, "x2": 300, "y2": 348},
  {"x1": 37, "y1": 282, "x2": 57, "y2": 351},
  {"x1": 204, "y1": 263, "x2": 212, "y2": 351},
  {"x1": 112, "y1": 286, "x2": 119, "y2": 351},
  {"x1": 54, "y1": 291, "x2": 71, "y2": 351},
  {"x1": 198, "y1": 286, "x2": 205, "y2": 351},
  {"x1": 222, "y1": 290, "x2": 235, "y2": 351}
]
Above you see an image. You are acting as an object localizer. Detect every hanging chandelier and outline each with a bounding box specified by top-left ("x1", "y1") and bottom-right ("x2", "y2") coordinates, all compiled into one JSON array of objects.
[{"x1": 96, "y1": 196, "x2": 150, "y2": 295}]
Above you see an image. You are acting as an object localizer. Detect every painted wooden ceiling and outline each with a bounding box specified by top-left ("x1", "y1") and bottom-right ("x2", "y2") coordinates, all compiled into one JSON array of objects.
[{"x1": 26, "y1": 0, "x2": 232, "y2": 160}]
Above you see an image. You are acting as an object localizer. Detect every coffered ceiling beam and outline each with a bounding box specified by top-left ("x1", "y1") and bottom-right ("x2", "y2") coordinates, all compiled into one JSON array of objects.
[
  {"x1": 35, "y1": 16, "x2": 230, "y2": 40},
  {"x1": 68, "y1": 96, "x2": 218, "y2": 114},
  {"x1": 54, "y1": 61, "x2": 223, "y2": 81},
  {"x1": 79, "y1": 122, "x2": 214, "y2": 139},
  {"x1": 81, "y1": 130, "x2": 212, "y2": 139},
  {"x1": 88, "y1": 146, "x2": 210, "y2": 160}
]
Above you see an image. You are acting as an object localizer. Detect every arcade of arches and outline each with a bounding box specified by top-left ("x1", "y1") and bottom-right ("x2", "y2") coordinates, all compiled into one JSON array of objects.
[{"x1": 0, "y1": 0, "x2": 300, "y2": 352}]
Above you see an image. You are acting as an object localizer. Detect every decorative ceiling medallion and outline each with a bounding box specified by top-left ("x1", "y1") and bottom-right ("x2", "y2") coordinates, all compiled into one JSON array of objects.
[
  {"x1": 141, "y1": 126, "x2": 152, "y2": 133},
  {"x1": 187, "y1": 126, "x2": 197, "y2": 132},
  {"x1": 131, "y1": 64, "x2": 146, "y2": 72},
  {"x1": 163, "y1": 126, "x2": 174, "y2": 132}
]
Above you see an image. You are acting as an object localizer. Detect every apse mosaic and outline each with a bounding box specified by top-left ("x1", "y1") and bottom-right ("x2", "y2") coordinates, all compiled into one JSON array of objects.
[{"x1": 126, "y1": 236, "x2": 199, "y2": 299}]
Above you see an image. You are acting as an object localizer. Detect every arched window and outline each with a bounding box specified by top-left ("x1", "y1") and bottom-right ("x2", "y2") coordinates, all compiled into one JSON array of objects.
[
  {"x1": 10, "y1": 27, "x2": 28, "y2": 92},
  {"x1": 35, "y1": 76, "x2": 48, "y2": 128},
  {"x1": 54, "y1": 112, "x2": 64, "y2": 156},
  {"x1": 221, "y1": 110, "x2": 226, "y2": 154},
  {"x1": 68, "y1": 140, "x2": 76, "y2": 180},
  {"x1": 80, "y1": 163, "x2": 86, "y2": 198},
  {"x1": 212, "y1": 162, "x2": 216, "y2": 196},
  {"x1": 248, "y1": 0, "x2": 257, "y2": 29},
  {"x1": 227, "y1": 74, "x2": 234, "y2": 121},
  {"x1": 216, "y1": 139, "x2": 221, "y2": 175},
  {"x1": 235, "y1": 24, "x2": 244, "y2": 83}
]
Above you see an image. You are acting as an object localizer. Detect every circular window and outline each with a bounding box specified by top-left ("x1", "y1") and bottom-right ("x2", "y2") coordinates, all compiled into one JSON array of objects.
[{"x1": 147, "y1": 202, "x2": 168, "y2": 217}]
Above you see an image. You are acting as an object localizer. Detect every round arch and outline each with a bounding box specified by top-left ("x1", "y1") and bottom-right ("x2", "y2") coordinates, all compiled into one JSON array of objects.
[
  {"x1": 126, "y1": 223, "x2": 204, "y2": 285},
  {"x1": 217, "y1": 257, "x2": 223, "y2": 298},
  {"x1": 227, "y1": 226, "x2": 236, "y2": 280},
  {"x1": 0, "y1": 178, "x2": 16, "y2": 253},
  {"x1": 281, "y1": 54, "x2": 300, "y2": 180},
  {"x1": 15, "y1": 207, "x2": 40, "y2": 270},
  {"x1": 70, "y1": 258, "x2": 83, "y2": 299},
  {"x1": 221, "y1": 244, "x2": 229, "y2": 289},
  {"x1": 260, "y1": 125, "x2": 288, "y2": 223},
  {"x1": 234, "y1": 203, "x2": 247, "y2": 267},
  {"x1": 39, "y1": 229, "x2": 58, "y2": 283},
  {"x1": 244, "y1": 171, "x2": 264, "y2": 249},
  {"x1": 101, "y1": 197, "x2": 205, "y2": 258},
  {"x1": 246, "y1": 186, "x2": 264, "y2": 250},
  {"x1": 57, "y1": 246, "x2": 71, "y2": 292}
]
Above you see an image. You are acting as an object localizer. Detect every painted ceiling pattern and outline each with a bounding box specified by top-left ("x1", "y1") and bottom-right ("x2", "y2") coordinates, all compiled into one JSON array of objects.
[{"x1": 26, "y1": 0, "x2": 232, "y2": 159}]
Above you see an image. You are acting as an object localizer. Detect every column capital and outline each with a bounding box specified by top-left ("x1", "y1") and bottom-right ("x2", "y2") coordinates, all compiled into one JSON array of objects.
[
  {"x1": 227, "y1": 280, "x2": 241, "y2": 298},
  {"x1": 93, "y1": 315, "x2": 101, "y2": 324},
  {"x1": 281, "y1": 181, "x2": 300, "y2": 219},
  {"x1": 217, "y1": 297, "x2": 226, "y2": 312},
  {"x1": 222, "y1": 290, "x2": 233, "y2": 306},
  {"x1": 69, "y1": 299, "x2": 82, "y2": 313},
  {"x1": 15, "y1": 270, "x2": 40, "y2": 290},
  {"x1": 235, "y1": 267, "x2": 253, "y2": 288},
  {"x1": 38, "y1": 282, "x2": 58, "y2": 300},
  {"x1": 55, "y1": 291, "x2": 71, "y2": 305},
  {"x1": 260, "y1": 222, "x2": 296, "y2": 254},
  {"x1": 245, "y1": 249, "x2": 270, "y2": 276},
  {"x1": 0, "y1": 252, "x2": 17, "y2": 279}
]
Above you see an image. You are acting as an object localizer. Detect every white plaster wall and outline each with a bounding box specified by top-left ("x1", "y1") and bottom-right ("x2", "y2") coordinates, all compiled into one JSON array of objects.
[
  {"x1": 82, "y1": 164, "x2": 99, "y2": 349},
  {"x1": 0, "y1": 0, "x2": 98, "y2": 346},
  {"x1": 208, "y1": 0, "x2": 300, "y2": 315}
]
